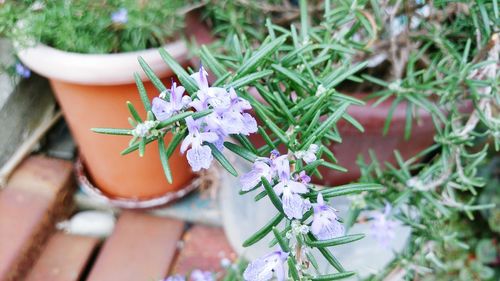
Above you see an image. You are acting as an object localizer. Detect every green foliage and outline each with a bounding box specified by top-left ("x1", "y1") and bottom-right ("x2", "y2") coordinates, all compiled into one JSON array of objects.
[
  {"x1": 0, "y1": 0, "x2": 190, "y2": 53},
  {"x1": 92, "y1": 0, "x2": 499, "y2": 280}
]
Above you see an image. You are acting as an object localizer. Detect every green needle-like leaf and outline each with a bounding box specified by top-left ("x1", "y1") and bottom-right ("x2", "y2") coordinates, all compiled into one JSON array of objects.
[
  {"x1": 272, "y1": 227, "x2": 290, "y2": 252},
  {"x1": 208, "y1": 143, "x2": 238, "y2": 176},
  {"x1": 261, "y1": 176, "x2": 284, "y2": 213},
  {"x1": 138, "y1": 56, "x2": 167, "y2": 93},
  {"x1": 159, "y1": 48, "x2": 199, "y2": 94},
  {"x1": 139, "y1": 138, "x2": 146, "y2": 157},
  {"x1": 200, "y1": 45, "x2": 226, "y2": 78},
  {"x1": 224, "y1": 142, "x2": 258, "y2": 162},
  {"x1": 288, "y1": 257, "x2": 301, "y2": 280},
  {"x1": 127, "y1": 101, "x2": 143, "y2": 122},
  {"x1": 229, "y1": 70, "x2": 273, "y2": 89},
  {"x1": 235, "y1": 35, "x2": 287, "y2": 78},
  {"x1": 91, "y1": 128, "x2": 131, "y2": 136},
  {"x1": 311, "y1": 272, "x2": 355, "y2": 280},
  {"x1": 134, "y1": 72, "x2": 152, "y2": 110},
  {"x1": 308, "y1": 183, "x2": 384, "y2": 199},
  {"x1": 305, "y1": 234, "x2": 365, "y2": 247},
  {"x1": 158, "y1": 137, "x2": 173, "y2": 183},
  {"x1": 166, "y1": 130, "x2": 186, "y2": 157},
  {"x1": 157, "y1": 111, "x2": 193, "y2": 128},
  {"x1": 318, "y1": 247, "x2": 345, "y2": 273},
  {"x1": 121, "y1": 137, "x2": 156, "y2": 155},
  {"x1": 243, "y1": 213, "x2": 285, "y2": 247}
]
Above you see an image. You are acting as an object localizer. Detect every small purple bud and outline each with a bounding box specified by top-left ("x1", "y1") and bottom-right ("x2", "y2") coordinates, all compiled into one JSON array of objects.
[
  {"x1": 270, "y1": 150, "x2": 280, "y2": 159},
  {"x1": 15, "y1": 63, "x2": 31, "y2": 78},
  {"x1": 370, "y1": 204, "x2": 398, "y2": 248},
  {"x1": 111, "y1": 8, "x2": 128, "y2": 24}
]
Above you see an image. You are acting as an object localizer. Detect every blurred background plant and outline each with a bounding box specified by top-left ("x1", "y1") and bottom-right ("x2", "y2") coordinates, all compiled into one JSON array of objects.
[
  {"x1": 197, "y1": 0, "x2": 500, "y2": 280},
  {"x1": 0, "y1": 0, "x2": 194, "y2": 54}
]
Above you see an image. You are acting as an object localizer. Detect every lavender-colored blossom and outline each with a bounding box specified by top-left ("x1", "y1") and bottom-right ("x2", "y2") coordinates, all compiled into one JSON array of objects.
[
  {"x1": 111, "y1": 8, "x2": 128, "y2": 24},
  {"x1": 273, "y1": 157, "x2": 308, "y2": 196},
  {"x1": 190, "y1": 270, "x2": 214, "y2": 281},
  {"x1": 295, "y1": 144, "x2": 319, "y2": 163},
  {"x1": 311, "y1": 193, "x2": 344, "y2": 240},
  {"x1": 228, "y1": 87, "x2": 251, "y2": 111},
  {"x1": 273, "y1": 156, "x2": 310, "y2": 219},
  {"x1": 191, "y1": 65, "x2": 209, "y2": 92},
  {"x1": 295, "y1": 171, "x2": 311, "y2": 184},
  {"x1": 15, "y1": 63, "x2": 30, "y2": 78},
  {"x1": 152, "y1": 98, "x2": 172, "y2": 121},
  {"x1": 181, "y1": 66, "x2": 256, "y2": 170},
  {"x1": 180, "y1": 117, "x2": 218, "y2": 171},
  {"x1": 240, "y1": 112, "x2": 258, "y2": 134},
  {"x1": 240, "y1": 160, "x2": 273, "y2": 191},
  {"x1": 243, "y1": 251, "x2": 288, "y2": 281},
  {"x1": 282, "y1": 192, "x2": 311, "y2": 219},
  {"x1": 370, "y1": 204, "x2": 397, "y2": 248},
  {"x1": 219, "y1": 110, "x2": 257, "y2": 136},
  {"x1": 189, "y1": 66, "x2": 230, "y2": 112},
  {"x1": 152, "y1": 82, "x2": 190, "y2": 121},
  {"x1": 162, "y1": 275, "x2": 185, "y2": 281}
]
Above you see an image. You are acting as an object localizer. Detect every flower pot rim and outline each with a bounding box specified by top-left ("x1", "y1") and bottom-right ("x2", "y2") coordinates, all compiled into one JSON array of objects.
[{"x1": 17, "y1": 40, "x2": 188, "y2": 85}]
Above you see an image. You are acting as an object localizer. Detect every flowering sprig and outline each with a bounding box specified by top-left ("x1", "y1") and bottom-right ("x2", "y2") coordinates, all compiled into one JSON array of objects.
[
  {"x1": 94, "y1": 40, "x2": 382, "y2": 280},
  {"x1": 92, "y1": 1, "x2": 411, "y2": 279}
]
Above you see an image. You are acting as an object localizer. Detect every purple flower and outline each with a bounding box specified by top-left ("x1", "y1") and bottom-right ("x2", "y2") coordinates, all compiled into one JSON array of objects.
[
  {"x1": 15, "y1": 63, "x2": 30, "y2": 78},
  {"x1": 152, "y1": 98, "x2": 172, "y2": 121},
  {"x1": 243, "y1": 251, "x2": 288, "y2": 281},
  {"x1": 272, "y1": 157, "x2": 308, "y2": 195},
  {"x1": 282, "y1": 192, "x2": 311, "y2": 219},
  {"x1": 190, "y1": 270, "x2": 214, "y2": 281},
  {"x1": 240, "y1": 160, "x2": 273, "y2": 191},
  {"x1": 273, "y1": 156, "x2": 310, "y2": 219},
  {"x1": 162, "y1": 275, "x2": 185, "y2": 281},
  {"x1": 295, "y1": 171, "x2": 311, "y2": 184},
  {"x1": 111, "y1": 8, "x2": 128, "y2": 24},
  {"x1": 219, "y1": 110, "x2": 257, "y2": 136},
  {"x1": 370, "y1": 204, "x2": 397, "y2": 248},
  {"x1": 152, "y1": 82, "x2": 190, "y2": 121},
  {"x1": 228, "y1": 87, "x2": 251, "y2": 111},
  {"x1": 180, "y1": 117, "x2": 218, "y2": 171},
  {"x1": 311, "y1": 193, "x2": 344, "y2": 240},
  {"x1": 191, "y1": 65, "x2": 209, "y2": 92},
  {"x1": 179, "y1": 66, "x2": 256, "y2": 170},
  {"x1": 189, "y1": 66, "x2": 230, "y2": 112}
]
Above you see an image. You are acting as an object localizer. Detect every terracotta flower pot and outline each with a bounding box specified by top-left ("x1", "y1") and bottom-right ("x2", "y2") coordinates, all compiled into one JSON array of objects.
[
  {"x1": 17, "y1": 36, "x2": 195, "y2": 199},
  {"x1": 248, "y1": 92, "x2": 435, "y2": 186}
]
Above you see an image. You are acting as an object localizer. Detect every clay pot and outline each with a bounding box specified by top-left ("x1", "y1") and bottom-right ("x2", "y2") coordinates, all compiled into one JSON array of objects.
[
  {"x1": 317, "y1": 94, "x2": 435, "y2": 185},
  {"x1": 16, "y1": 23, "x2": 206, "y2": 199},
  {"x1": 248, "y1": 93, "x2": 435, "y2": 186}
]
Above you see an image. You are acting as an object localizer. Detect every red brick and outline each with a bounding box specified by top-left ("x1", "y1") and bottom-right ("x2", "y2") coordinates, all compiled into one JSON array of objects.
[
  {"x1": 0, "y1": 156, "x2": 74, "y2": 281},
  {"x1": 172, "y1": 225, "x2": 236, "y2": 275},
  {"x1": 25, "y1": 232, "x2": 99, "y2": 281},
  {"x1": 86, "y1": 211, "x2": 184, "y2": 281}
]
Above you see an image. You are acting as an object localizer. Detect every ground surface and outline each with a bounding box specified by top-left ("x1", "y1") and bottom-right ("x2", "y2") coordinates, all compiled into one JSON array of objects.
[{"x1": 0, "y1": 156, "x2": 236, "y2": 281}]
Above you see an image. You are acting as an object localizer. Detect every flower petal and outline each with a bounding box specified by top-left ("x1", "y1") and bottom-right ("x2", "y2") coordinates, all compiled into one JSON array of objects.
[
  {"x1": 152, "y1": 97, "x2": 173, "y2": 121},
  {"x1": 186, "y1": 145, "x2": 213, "y2": 171}
]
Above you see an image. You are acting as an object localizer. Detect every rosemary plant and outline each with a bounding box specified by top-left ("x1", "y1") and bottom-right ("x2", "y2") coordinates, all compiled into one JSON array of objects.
[
  {"x1": 94, "y1": 0, "x2": 499, "y2": 280},
  {"x1": 0, "y1": 0, "x2": 189, "y2": 53}
]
